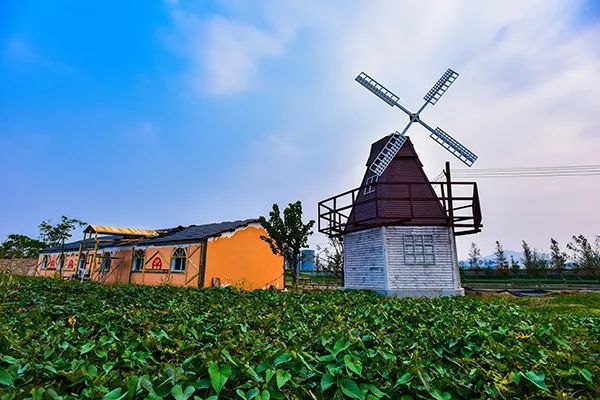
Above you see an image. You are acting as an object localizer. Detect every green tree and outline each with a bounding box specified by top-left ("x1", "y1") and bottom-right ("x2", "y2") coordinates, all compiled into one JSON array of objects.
[
  {"x1": 259, "y1": 201, "x2": 315, "y2": 287},
  {"x1": 316, "y1": 236, "x2": 343, "y2": 278},
  {"x1": 468, "y1": 242, "x2": 482, "y2": 275},
  {"x1": 549, "y1": 238, "x2": 567, "y2": 278},
  {"x1": 567, "y1": 235, "x2": 600, "y2": 277},
  {"x1": 510, "y1": 256, "x2": 520, "y2": 277},
  {"x1": 0, "y1": 234, "x2": 45, "y2": 258},
  {"x1": 522, "y1": 240, "x2": 546, "y2": 278},
  {"x1": 38, "y1": 216, "x2": 86, "y2": 247},
  {"x1": 494, "y1": 241, "x2": 509, "y2": 277}
]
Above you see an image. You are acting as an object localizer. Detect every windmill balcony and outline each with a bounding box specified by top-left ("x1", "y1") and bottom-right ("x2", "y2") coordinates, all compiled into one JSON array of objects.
[{"x1": 318, "y1": 180, "x2": 482, "y2": 238}]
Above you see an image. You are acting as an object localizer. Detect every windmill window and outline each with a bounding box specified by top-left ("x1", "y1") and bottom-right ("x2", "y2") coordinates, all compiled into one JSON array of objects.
[
  {"x1": 57, "y1": 254, "x2": 65, "y2": 270},
  {"x1": 132, "y1": 250, "x2": 145, "y2": 272},
  {"x1": 171, "y1": 248, "x2": 186, "y2": 272},
  {"x1": 404, "y1": 234, "x2": 435, "y2": 264},
  {"x1": 41, "y1": 255, "x2": 48, "y2": 270},
  {"x1": 364, "y1": 175, "x2": 378, "y2": 195},
  {"x1": 100, "y1": 253, "x2": 111, "y2": 271}
]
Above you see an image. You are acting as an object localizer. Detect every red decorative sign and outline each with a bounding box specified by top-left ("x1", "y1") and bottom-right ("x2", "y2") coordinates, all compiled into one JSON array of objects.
[
  {"x1": 68, "y1": 259, "x2": 74, "y2": 269},
  {"x1": 151, "y1": 257, "x2": 162, "y2": 269},
  {"x1": 48, "y1": 259, "x2": 56, "y2": 269}
]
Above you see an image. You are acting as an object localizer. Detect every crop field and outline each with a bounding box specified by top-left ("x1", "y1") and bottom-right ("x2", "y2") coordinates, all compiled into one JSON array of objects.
[{"x1": 0, "y1": 276, "x2": 598, "y2": 399}]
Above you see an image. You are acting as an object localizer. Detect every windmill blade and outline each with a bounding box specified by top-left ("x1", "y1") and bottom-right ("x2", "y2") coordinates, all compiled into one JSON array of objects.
[
  {"x1": 423, "y1": 69, "x2": 459, "y2": 105},
  {"x1": 368, "y1": 132, "x2": 408, "y2": 176},
  {"x1": 429, "y1": 127, "x2": 477, "y2": 166},
  {"x1": 356, "y1": 72, "x2": 401, "y2": 107}
]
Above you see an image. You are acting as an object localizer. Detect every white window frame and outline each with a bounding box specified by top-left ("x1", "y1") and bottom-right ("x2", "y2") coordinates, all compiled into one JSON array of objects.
[
  {"x1": 404, "y1": 234, "x2": 435, "y2": 265},
  {"x1": 132, "y1": 250, "x2": 145, "y2": 272},
  {"x1": 171, "y1": 248, "x2": 186, "y2": 272},
  {"x1": 100, "y1": 253, "x2": 111, "y2": 272},
  {"x1": 364, "y1": 175, "x2": 378, "y2": 195}
]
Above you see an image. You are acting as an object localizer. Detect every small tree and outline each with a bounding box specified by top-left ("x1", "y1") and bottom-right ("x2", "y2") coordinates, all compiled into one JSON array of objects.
[
  {"x1": 468, "y1": 242, "x2": 482, "y2": 276},
  {"x1": 510, "y1": 256, "x2": 520, "y2": 277},
  {"x1": 494, "y1": 241, "x2": 509, "y2": 277},
  {"x1": 38, "y1": 216, "x2": 86, "y2": 247},
  {"x1": 522, "y1": 240, "x2": 546, "y2": 278},
  {"x1": 549, "y1": 238, "x2": 567, "y2": 278},
  {"x1": 259, "y1": 201, "x2": 315, "y2": 287},
  {"x1": 567, "y1": 235, "x2": 600, "y2": 277},
  {"x1": 316, "y1": 236, "x2": 343, "y2": 278},
  {"x1": 0, "y1": 234, "x2": 45, "y2": 259}
]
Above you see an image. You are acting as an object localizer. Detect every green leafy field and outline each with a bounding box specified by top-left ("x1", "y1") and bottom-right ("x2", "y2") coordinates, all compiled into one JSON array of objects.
[{"x1": 0, "y1": 276, "x2": 598, "y2": 399}]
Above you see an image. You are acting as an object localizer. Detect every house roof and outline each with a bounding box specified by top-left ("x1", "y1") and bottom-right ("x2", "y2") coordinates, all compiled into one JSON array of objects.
[
  {"x1": 139, "y1": 219, "x2": 259, "y2": 245},
  {"x1": 40, "y1": 219, "x2": 260, "y2": 253},
  {"x1": 84, "y1": 225, "x2": 159, "y2": 237}
]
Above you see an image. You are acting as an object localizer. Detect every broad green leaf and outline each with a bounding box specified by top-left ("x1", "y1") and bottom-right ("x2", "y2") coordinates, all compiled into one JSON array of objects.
[
  {"x1": 30, "y1": 387, "x2": 45, "y2": 400},
  {"x1": 321, "y1": 374, "x2": 335, "y2": 392},
  {"x1": 208, "y1": 362, "x2": 232, "y2": 394},
  {"x1": 395, "y1": 373, "x2": 412, "y2": 386},
  {"x1": 580, "y1": 368, "x2": 592, "y2": 383},
  {"x1": 339, "y1": 377, "x2": 365, "y2": 400},
  {"x1": 524, "y1": 371, "x2": 549, "y2": 392},
  {"x1": 273, "y1": 353, "x2": 291, "y2": 367},
  {"x1": 172, "y1": 384, "x2": 195, "y2": 400},
  {"x1": 430, "y1": 389, "x2": 451, "y2": 400},
  {"x1": 259, "y1": 389, "x2": 270, "y2": 400},
  {"x1": 80, "y1": 343, "x2": 95, "y2": 355},
  {"x1": 265, "y1": 368, "x2": 275, "y2": 384},
  {"x1": 247, "y1": 366, "x2": 263, "y2": 382},
  {"x1": 247, "y1": 388, "x2": 259, "y2": 399},
  {"x1": 236, "y1": 389, "x2": 248, "y2": 400},
  {"x1": 343, "y1": 354, "x2": 362, "y2": 376},
  {"x1": 551, "y1": 336, "x2": 572, "y2": 350},
  {"x1": 2, "y1": 356, "x2": 17, "y2": 364},
  {"x1": 366, "y1": 384, "x2": 386, "y2": 398},
  {"x1": 102, "y1": 388, "x2": 125, "y2": 400},
  {"x1": 0, "y1": 368, "x2": 13, "y2": 387},
  {"x1": 276, "y1": 369, "x2": 291, "y2": 389}
]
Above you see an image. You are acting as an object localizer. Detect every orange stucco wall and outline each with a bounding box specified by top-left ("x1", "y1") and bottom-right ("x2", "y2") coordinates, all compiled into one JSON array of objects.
[
  {"x1": 34, "y1": 224, "x2": 283, "y2": 290},
  {"x1": 204, "y1": 224, "x2": 284, "y2": 290}
]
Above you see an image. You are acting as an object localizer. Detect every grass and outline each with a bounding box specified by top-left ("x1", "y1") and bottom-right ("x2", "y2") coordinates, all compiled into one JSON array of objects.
[{"x1": 0, "y1": 275, "x2": 598, "y2": 399}]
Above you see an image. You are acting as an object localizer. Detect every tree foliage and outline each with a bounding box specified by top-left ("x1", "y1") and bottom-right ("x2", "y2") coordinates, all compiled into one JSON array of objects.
[
  {"x1": 316, "y1": 236, "x2": 343, "y2": 278},
  {"x1": 521, "y1": 241, "x2": 547, "y2": 278},
  {"x1": 0, "y1": 234, "x2": 45, "y2": 259},
  {"x1": 494, "y1": 241, "x2": 508, "y2": 276},
  {"x1": 259, "y1": 201, "x2": 315, "y2": 286},
  {"x1": 567, "y1": 235, "x2": 600, "y2": 276},
  {"x1": 38, "y1": 216, "x2": 86, "y2": 247},
  {"x1": 468, "y1": 242, "x2": 481, "y2": 273},
  {"x1": 549, "y1": 238, "x2": 567, "y2": 277}
]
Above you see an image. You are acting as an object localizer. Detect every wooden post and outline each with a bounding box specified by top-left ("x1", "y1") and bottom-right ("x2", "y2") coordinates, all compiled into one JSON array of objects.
[
  {"x1": 90, "y1": 232, "x2": 99, "y2": 281},
  {"x1": 445, "y1": 161, "x2": 455, "y2": 233}
]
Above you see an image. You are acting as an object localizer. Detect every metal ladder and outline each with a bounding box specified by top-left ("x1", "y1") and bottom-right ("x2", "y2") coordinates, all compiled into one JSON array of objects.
[{"x1": 369, "y1": 132, "x2": 407, "y2": 176}]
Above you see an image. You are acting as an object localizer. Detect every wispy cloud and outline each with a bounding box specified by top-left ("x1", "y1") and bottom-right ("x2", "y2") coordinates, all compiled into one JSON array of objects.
[{"x1": 164, "y1": 0, "x2": 600, "y2": 254}]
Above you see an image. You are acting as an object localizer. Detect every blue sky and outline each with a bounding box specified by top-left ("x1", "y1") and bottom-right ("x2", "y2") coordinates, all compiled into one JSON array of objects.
[{"x1": 1, "y1": 1, "x2": 599, "y2": 256}]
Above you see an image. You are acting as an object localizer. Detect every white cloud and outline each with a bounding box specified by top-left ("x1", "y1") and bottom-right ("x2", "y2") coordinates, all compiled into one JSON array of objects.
[{"x1": 167, "y1": 0, "x2": 600, "y2": 256}]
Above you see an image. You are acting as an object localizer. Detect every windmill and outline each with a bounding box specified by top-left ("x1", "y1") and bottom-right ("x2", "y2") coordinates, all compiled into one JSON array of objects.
[
  {"x1": 356, "y1": 69, "x2": 477, "y2": 178},
  {"x1": 318, "y1": 68, "x2": 482, "y2": 297}
]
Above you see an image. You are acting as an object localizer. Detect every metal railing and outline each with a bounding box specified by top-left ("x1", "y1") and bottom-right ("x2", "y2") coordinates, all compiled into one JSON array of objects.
[{"x1": 318, "y1": 181, "x2": 481, "y2": 237}]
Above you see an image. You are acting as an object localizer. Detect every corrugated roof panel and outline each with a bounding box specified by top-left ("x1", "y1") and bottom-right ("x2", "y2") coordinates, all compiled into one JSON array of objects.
[{"x1": 84, "y1": 225, "x2": 159, "y2": 236}]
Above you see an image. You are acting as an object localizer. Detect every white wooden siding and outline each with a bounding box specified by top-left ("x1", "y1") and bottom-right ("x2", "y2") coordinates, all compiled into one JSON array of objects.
[
  {"x1": 343, "y1": 227, "x2": 387, "y2": 290},
  {"x1": 384, "y1": 226, "x2": 459, "y2": 290}
]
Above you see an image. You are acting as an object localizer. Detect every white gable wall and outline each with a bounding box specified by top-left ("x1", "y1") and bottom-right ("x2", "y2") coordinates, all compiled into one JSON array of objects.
[{"x1": 343, "y1": 225, "x2": 464, "y2": 297}]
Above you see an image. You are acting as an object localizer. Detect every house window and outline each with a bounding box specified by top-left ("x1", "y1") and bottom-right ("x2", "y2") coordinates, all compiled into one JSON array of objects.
[
  {"x1": 364, "y1": 175, "x2": 378, "y2": 195},
  {"x1": 404, "y1": 234, "x2": 435, "y2": 264},
  {"x1": 171, "y1": 248, "x2": 186, "y2": 272},
  {"x1": 78, "y1": 254, "x2": 87, "y2": 271},
  {"x1": 41, "y1": 255, "x2": 48, "y2": 270},
  {"x1": 132, "y1": 250, "x2": 144, "y2": 272},
  {"x1": 100, "y1": 253, "x2": 111, "y2": 271},
  {"x1": 57, "y1": 254, "x2": 65, "y2": 270}
]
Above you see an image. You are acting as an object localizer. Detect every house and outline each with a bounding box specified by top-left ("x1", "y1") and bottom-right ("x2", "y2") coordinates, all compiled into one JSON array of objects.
[
  {"x1": 318, "y1": 136, "x2": 482, "y2": 297},
  {"x1": 35, "y1": 219, "x2": 284, "y2": 290}
]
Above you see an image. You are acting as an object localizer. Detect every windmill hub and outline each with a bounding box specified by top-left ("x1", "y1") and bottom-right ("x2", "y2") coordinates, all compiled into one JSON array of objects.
[{"x1": 410, "y1": 113, "x2": 420, "y2": 123}]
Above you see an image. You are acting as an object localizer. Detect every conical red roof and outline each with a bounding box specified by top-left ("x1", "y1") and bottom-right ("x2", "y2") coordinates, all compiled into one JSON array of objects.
[{"x1": 344, "y1": 135, "x2": 449, "y2": 233}]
